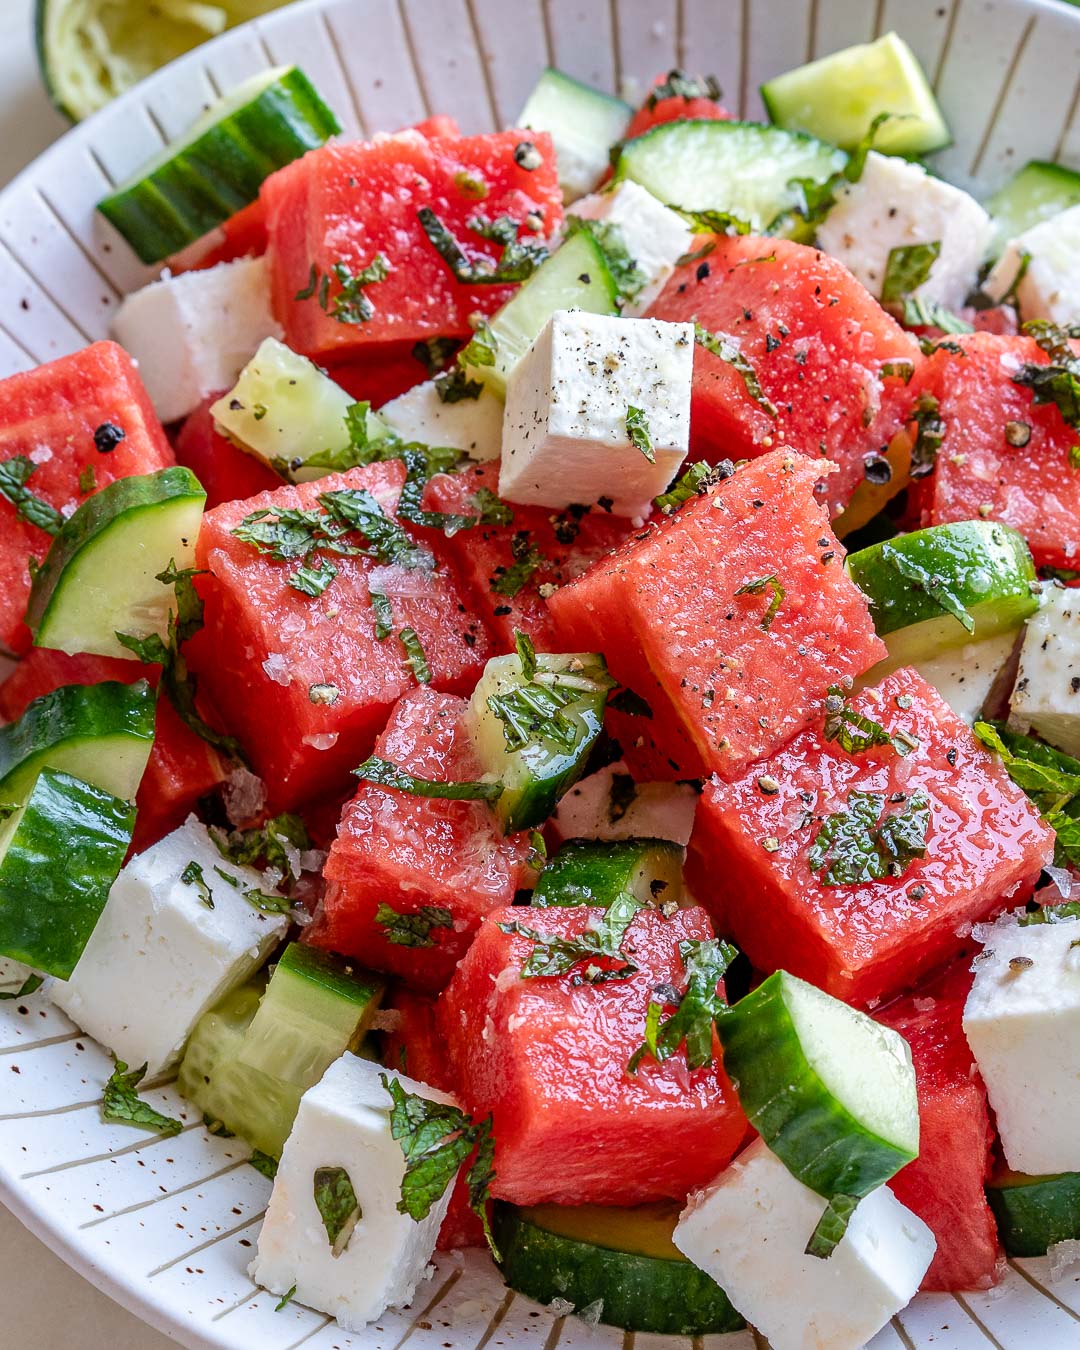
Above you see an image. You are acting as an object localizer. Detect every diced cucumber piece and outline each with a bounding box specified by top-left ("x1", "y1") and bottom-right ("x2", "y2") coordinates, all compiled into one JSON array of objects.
[
  {"x1": 492, "y1": 1202, "x2": 744, "y2": 1335},
  {"x1": 760, "y1": 32, "x2": 950, "y2": 157},
  {"x1": 717, "y1": 972, "x2": 919, "y2": 1224},
  {"x1": 0, "y1": 680, "x2": 156, "y2": 806},
  {"x1": 97, "y1": 65, "x2": 340, "y2": 264},
  {"x1": 0, "y1": 766, "x2": 133, "y2": 978},
  {"x1": 614, "y1": 119, "x2": 847, "y2": 234},
  {"x1": 532, "y1": 837, "x2": 684, "y2": 909},
  {"x1": 26, "y1": 467, "x2": 205, "y2": 662},
  {"x1": 467, "y1": 650, "x2": 612, "y2": 833},
  {"x1": 468, "y1": 230, "x2": 619, "y2": 396},
  {"x1": 210, "y1": 338, "x2": 387, "y2": 482},
  {"x1": 987, "y1": 160, "x2": 1080, "y2": 259},
  {"x1": 517, "y1": 67, "x2": 632, "y2": 203},
  {"x1": 237, "y1": 942, "x2": 383, "y2": 1086},
  {"x1": 178, "y1": 976, "x2": 304, "y2": 1159},
  {"x1": 986, "y1": 1169, "x2": 1080, "y2": 1257},
  {"x1": 846, "y1": 521, "x2": 1038, "y2": 671}
]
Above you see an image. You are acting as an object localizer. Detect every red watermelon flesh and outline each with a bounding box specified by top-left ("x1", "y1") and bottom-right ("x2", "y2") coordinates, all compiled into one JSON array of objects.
[
  {"x1": 174, "y1": 396, "x2": 280, "y2": 509},
  {"x1": 691, "y1": 666, "x2": 1053, "y2": 1005},
  {"x1": 908, "y1": 332, "x2": 1080, "y2": 569},
  {"x1": 646, "y1": 235, "x2": 922, "y2": 515},
  {"x1": 186, "y1": 461, "x2": 491, "y2": 810},
  {"x1": 0, "y1": 341, "x2": 173, "y2": 656},
  {"x1": 878, "y1": 962, "x2": 1002, "y2": 1291},
  {"x1": 328, "y1": 342, "x2": 435, "y2": 408},
  {"x1": 436, "y1": 904, "x2": 747, "y2": 1206},
  {"x1": 623, "y1": 82, "x2": 731, "y2": 141},
  {"x1": 262, "y1": 130, "x2": 563, "y2": 360},
  {"x1": 548, "y1": 449, "x2": 886, "y2": 781},
  {"x1": 421, "y1": 461, "x2": 636, "y2": 652},
  {"x1": 307, "y1": 685, "x2": 530, "y2": 992},
  {"x1": 0, "y1": 648, "x2": 226, "y2": 853}
]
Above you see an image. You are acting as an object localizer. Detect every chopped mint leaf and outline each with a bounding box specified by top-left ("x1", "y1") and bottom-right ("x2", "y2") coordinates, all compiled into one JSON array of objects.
[
  {"x1": 733, "y1": 573, "x2": 785, "y2": 630},
  {"x1": 487, "y1": 678, "x2": 580, "y2": 753},
  {"x1": 375, "y1": 902, "x2": 454, "y2": 948},
  {"x1": 295, "y1": 255, "x2": 392, "y2": 325},
  {"x1": 471, "y1": 487, "x2": 513, "y2": 526},
  {"x1": 274, "y1": 1285, "x2": 297, "y2": 1312},
  {"x1": 354, "y1": 755, "x2": 504, "y2": 802},
  {"x1": 418, "y1": 206, "x2": 547, "y2": 285},
  {"x1": 459, "y1": 319, "x2": 498, "y2": 369},
  {"x1": 879, "y1": 543, "x2": 975, "y2": 633},
  {"x1": 881, "y1": 241, "x2": 941, "y2": 305},
  {"x1": 823, "y1": 684, "x2": 917, "y2": 757},
  {"x1": 805, "y1": 1192, "x2": 861, "y2": 1260},
  {"x1": 211, "y1": 813, "x2": 312, "y2": 879},
  {"x1": 249, "y1": 1150, "x2": 279, "y2": 1180},
  {"x1": 654, "y1": 460, "x2": 733, "y2": 514},
  {"x1": 243, "y1": 888, "x2": 293, "y2": 916},
  {"x1": 972, "y1": 720, "x2": 1080, "y2": 868},
  {"x1": 771, "y1": 112, "x2": 894, "y2": 240},
  {"x1": 288, "y1": 556, "x2": 338, "y2": 597},
  {"x1": 434, "y1": 364, "x2": 484, "y2": 403},
  {"x1": 694, "y1": 323, "x2": 777, "y2": 419},
  {"x1": 491, "y1": 533, "x2": 546, "y2": 597},
  {"x1": 910, "y1": 392, "x2": 945, "y2": 479},
  {"x1": 180, "y1": 859, "x2": 215, "y2": 909},
  {"x1": 901, "y1": 295, "x2": 974, "y2": 333},
  {"x1": 499, "y1": 892, "x2": 645, "y2": 982},
  {"x1": 0, "y1": 973, "x2": 43, "y2": 1001},
  {"x1": 1019, "y1": 901, "x2": 1080, "y2": 925},
  {"x1": 880, "y1": 361, "x2": 915, "y2": 384},
  {"x1": 0, "y1": 455, "x2": 64, "y2": 535},
  {"x1": 626, "y1": 405, "x2": 655, "y2": 463},
  {"x1": 102, "y1": 1060, "x2": 183, "y2": 1136},
  {"x1": 370, "y1": 588, "x2": 393, "y2": 640},
  {"x1": 514, "y1": 629, "x2": 537, "y2": 681},
  {"x1": 1013, "y1": 321, "x2": 1080, "y2": 430},
  {"x1": 399, "y1": 626, "x2": 431, "y2": 684},
  {"x1": 412, "y1": 336, "x2": 459, "y2": 377},
  {"x1": 627, "y1": 937, "x2": 737, "y2": 1073},
  {"x1": 78, "y1": 464, "x2": 97, "y2": 493},
  {"x1": 808, "y1": 790, "x2": 931, "y2": 886},
  {"x1": 673, "y1": 206, "x2": 751, "y2": 236},
  {"x1": 313, "y1": 1165, "x2": 362, "y2": 1257}
]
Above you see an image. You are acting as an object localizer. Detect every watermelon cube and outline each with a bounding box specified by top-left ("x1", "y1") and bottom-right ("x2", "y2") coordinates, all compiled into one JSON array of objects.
[
  {"x1": 877, "y1": 962, "x2": 1002, "y2": 1292},
  {"x1": 646, "y1": 235, "x2": 922, "y2": 515},
  {"x1": 174, "y1": 396, "x2": 280, "y2": 510},
  {"x1": 690, "y1": 667, "x2": 1053, "y2": 1005},
  {"x1": 909, "y1": 332, "x2": 1080, "y2": 569},
  {"x1": 548, "y1": 449, "x2": 886, "y2": 780},
  {"x1": 622, "y1": 77, "x2": 731, "y2": 141},
  {"x1": 0, "y1": 648, "x2": 226, "y2": 854},
  {"x1": 307, "y1": 686, "x2": 530, "y2": 992},
  {"x1": 0, "y1": 341, "x2": 173, "y2": 655},
  {"x1": 186, "y1": 461, "x2": 491, "y2": 810},
  {"x1": 421, "y1": 460, "x2": 635, "y2": 652},
  {"x1": 262, "y1": 130, "x2": 563, "y2": 361},
  {"x1": 436, "y1": 904, "x2": 747, "y2": 1206}
]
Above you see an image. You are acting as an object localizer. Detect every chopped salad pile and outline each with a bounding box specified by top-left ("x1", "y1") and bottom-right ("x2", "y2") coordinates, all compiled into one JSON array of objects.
[{"x1": 3, "y1": 31, "x2": 1080, "y2": 1350}]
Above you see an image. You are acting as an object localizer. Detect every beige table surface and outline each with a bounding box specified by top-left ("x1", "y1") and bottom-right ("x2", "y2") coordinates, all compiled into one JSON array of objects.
[{"x1": 0, "y1": 4, "x2": 176, "y2": 1346}]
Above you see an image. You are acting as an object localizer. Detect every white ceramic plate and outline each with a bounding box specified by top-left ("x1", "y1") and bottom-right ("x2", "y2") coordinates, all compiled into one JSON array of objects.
[{"x1": 3, "y1": 0, "x2": 1080, "y2": 1345}]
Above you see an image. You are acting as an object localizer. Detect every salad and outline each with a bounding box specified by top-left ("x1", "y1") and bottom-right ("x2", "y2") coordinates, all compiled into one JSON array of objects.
[{"x1": 1, "y1": 30, "x2": 1080, "y2": 1350}]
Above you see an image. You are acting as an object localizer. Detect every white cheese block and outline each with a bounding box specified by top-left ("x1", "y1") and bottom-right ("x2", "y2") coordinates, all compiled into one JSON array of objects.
[
  {"x1": 380, "y1": 379, "x2": 503, "y2": 462},
  {"x1": 111, "y1": 256, "x2": 282, "y2": 424},
  {"x1": 984, "y1": 202, "x2": 1080, "y2": 326},
  {"x1": 251, "y1": 1055, "x2": 457, "y2": 1330},
  {"x1": 553, "y1": 760, "x2": 699, "y2": 846},
  {"x1": 963, "y1": 911, "x2": 1080, "y2": 1174},
  {"x1": 568, "y1": 182, "x2": 694, "y2": 316},
  {"x1": 1010, "y1": 584, "x2": 1080, "y2": 757},
  {"x1": 500, "y1": 310, "x2": 693, "y2": 518},
  {"x1": 674, "y1": 1138, "x2": 935, "y2": 1350},
  {"x1": 51, "y1": 818, "x2": 287, "y2": 1075},
  {"x1": 916, "y1": 629, "x2": 1017, "y2": 725},
  {"x1": 817, "y1": 152, "x2": 992, "y2": 312}
]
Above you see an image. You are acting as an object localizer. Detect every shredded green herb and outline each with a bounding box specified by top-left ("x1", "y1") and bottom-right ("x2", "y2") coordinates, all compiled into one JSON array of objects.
[
  {"x1": 806, "y1": 1193, "x2": 862, "y2": 1260},
  {"x1": 295, "y1": 255, "x2": 392, "y2": 325},
  {"x1": 627, "y1": 937, "x2": 737, "y2": 1073},
  {"x1": 211, "y1": 813, "x2": 311, "y2": 879},
  {"x1": 459, "y1": 319, "x2": 498, "y2": 369},
  {"x1": 399, "y1": 626, "x2": 431, "y2": 684},
  {"x1": 909, "y1": 392, "x2": 945, "y2": 479},
  {"x1": 499, "y1": 892, "x2": 645, "y2": 982},
  {"x1": 375, "y1": 902, "x2": 454, "y2": 948},
  {"x1": 0, "y1": 973, "x2": 43, "y2": 1001},
  {"x1": 412, "y1": 337, "x2": 460, "y2": 377},
  {"x1": 102, "y1": 1060, "x2": 183, "y2": 1136},
  {"x1": 313, "y1": 1166, "x2": 362, "y2": 1256},
  {"x1": 879, "y1": 542, "x2": 975, "y2": 633},
  {"x1": 881, "y1": 241, "x2": 941, "y2": 305},
  {"x1": 249, "y1": 1150, "x2": 279, "y2": 1179},
  {"x1": 733, "y1": 573, "x2": 785, "y2": 630},
  {"x1": 370, "y1": 588, "x2": 393, "y2": 640},
  {"x1": 354, "y1": 755, "x2": 503, "y2": 802},
  {"x1": 808, "y1": 790, "x2": 931, "y2": 886},
  {"x1": 0, "y1": 455, "x2": 65, "y2": 534},
  {"x1": 418, "y1": 207, "x2": 547, "y2": 285},
  {"x1": 973, "y1": 721, "x2": 1080, "y2": 867},
  {"x1": 901, "y1": 295, "x2": 974, "y2": 333},
  {"x1": 274, "y1": 1285, "x2": 296, "y2": 1312},
  {"x1": 180, "y1": 859, "x2": 214, "y2": 909},
  {"x1": 647, "y1": 70, "x2": 722, "y2": 107},
  {"x1": 823, "y1": 684, "x2": 918, "y2": 757},
  {"x1": 654, "y1": 460, "x2": 733, "y2": 514},
  {"x1": 694, "y1": 324, "x2": 777, "y2": 418},
  {"x1": 1013, "y1": 321, "x2": 1080, "y2": 430},
  {"x1": 625, "y1": 406, "x2": 655, "y2": 463},
  {"x1": 491, "y1": 533, "x2": 546, "y2": 597}
]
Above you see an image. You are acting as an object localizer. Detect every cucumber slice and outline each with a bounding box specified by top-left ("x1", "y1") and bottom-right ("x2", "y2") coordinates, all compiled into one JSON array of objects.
[
  {"x1": 0, "y1": 680, "x2": 156, "y2": 806},
  {"x1": 987, "y1": 160, "x2": 1080, "y2": 259},
  {"x1": 760, "y1": 32, "x2": 950, "y2": 157},
  {"x1": 517, "y1": 68, "x2": 632, "y2": 203},
  {"x1": 717, "y1": 972, "x2": 919, "y2": 1209},
  {"x1": 986, "y1": 1169, "x2": 1080, "y2": 1257},
  {"x1": 532, "y1": 837, "x2": 684, "y2": 909},
  {"x1": 237, "y1": 942, "x2": 384, "y2": 1086},
  {"x1": 97, "y1": 65, "x2": 340, "y2": 264},
  {"x1": 467, "y1": 650, "x2": 612, "y2": 833},
  {"x1": 211, "y1": 338, "x2": 387, "y2": 482},
  {"x1": 492, "y1": 1202, "x2": 744, "y2": 1335},
  {"x1": 26, "y1": 467, "x2": 205, "y2": 662},
  {"x1": 468, "y1": 230, "x2": 620, "y2": 396},
  {"x1": 614, "y1": 119, "x2": 847, "y2": 234},
  {"x1": 0, "y1": 766, "x2": 134, "y2": 979},
  {"x1": 846, "y1": 521, "x2": 1038, "y2": 670},
  {"x1": 178, "y1": 976, "x2": 304, "y2": 1158},
  {"x1": 36, "y1": 0, "x2": 292, "y2": 122}
]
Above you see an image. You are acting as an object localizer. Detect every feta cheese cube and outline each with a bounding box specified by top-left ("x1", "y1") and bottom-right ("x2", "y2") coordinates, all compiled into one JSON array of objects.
[
  {"x1": 963, "y1": 911, "x2": 1080, "y2": 1174},
  {"x1": 251, "y1": 1056, "x2": 457, "y2": 1329},
  {"x1": 1010, "y1": 584, "x2": 1080, "y2": 758},
  {"x1": 674, "y1": 1138, "x2": 935, "y2": 1350},
  {"x1": 568, "y1": 182, "x2": 694, "y2": 316},
  {"x1": 380, "y1": 379, "x2": 503, "y2": 462},
  {"x1": 984, "y1": 202, "x2": 1080, "y2": 326},
  {"x1": 916, "y1": 629, "x2": 1016, "y2": 725},
  {"x1": 817, "y1": 152, "x2": 992, "y2": 312},
  {"x1": 51, "y1": 818, "x2": 287, "y2": 1075},
  {"x1": 553, "y1": 760, "x2": 699, "y2": 846},
  {"x1": 111, "y1": 256, "x2": 282, "y2": 423},
  {"x1": 500, "y1": 310, "x2": 693, "y2": 518}
]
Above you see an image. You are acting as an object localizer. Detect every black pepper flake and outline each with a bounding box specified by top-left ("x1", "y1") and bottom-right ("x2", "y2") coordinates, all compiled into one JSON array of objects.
[
  {"x1": 493, "y1": 605, "x2": 511, "y2": 616},
  {"x1": 94, "y1": 421, "x2": 126, "y2": 453},
  {"x1": 909, "y1": 884, "x2": 927, "y2": 900},
  {"x1": 765, "y1": 333, "x2": 781, "y2": 353},
  {"x1": 597, "y1": 495, "x2": 614, "y2": 513},
  {"x1": 863, "y1": 455, "x2": 892, "y2": 485},
  {"x1": 946, "y1": 747, "x2": 958, "y2": 766},
  {"x1": 696, "y1": 261, "x2": 711, "y2": 282},
  {"x1": 513, "y1": 140, "x2": 542, "y2": 170}
]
